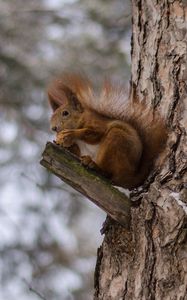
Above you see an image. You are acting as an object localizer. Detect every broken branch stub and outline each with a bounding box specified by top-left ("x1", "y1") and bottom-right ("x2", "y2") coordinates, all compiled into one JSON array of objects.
[{"x1": 40, "y1": 142, "x2": 131, "y2": 228}]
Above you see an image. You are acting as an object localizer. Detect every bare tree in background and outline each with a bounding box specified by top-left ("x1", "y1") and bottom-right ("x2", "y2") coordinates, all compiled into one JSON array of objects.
[{"x1": 94, "y1": 1, "x2": 187, "y2": 299}]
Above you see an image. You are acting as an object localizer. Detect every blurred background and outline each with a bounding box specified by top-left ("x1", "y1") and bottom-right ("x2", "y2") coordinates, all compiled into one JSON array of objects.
[{"x1": 0, "y1": 0, "x2": 131, "y2": 299}]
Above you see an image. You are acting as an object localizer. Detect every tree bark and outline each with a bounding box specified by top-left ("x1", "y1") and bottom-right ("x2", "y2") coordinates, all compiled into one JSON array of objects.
[{"x1": 94, "y1": 1, "x2": 187, "y2": 300}]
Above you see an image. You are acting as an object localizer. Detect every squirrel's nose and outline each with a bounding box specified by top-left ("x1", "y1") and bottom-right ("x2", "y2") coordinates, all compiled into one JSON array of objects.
[{"x1": 51, "y1": 126, "x2": 58, "y2": 132}]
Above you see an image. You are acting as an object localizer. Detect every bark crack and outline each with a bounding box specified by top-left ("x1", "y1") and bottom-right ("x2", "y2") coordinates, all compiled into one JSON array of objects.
[
  {"x1": 168, "y1": 61, "x2": 181, "y2": 126},
  {"x1": 145, "y1": 205, "x2": 157, "y2": 300},
  {"x1": 169, "y1": 126, "x2": 182, "y2": 174},
  {"x1": 137, "y1": 0, "x2": 142, "y2": 84},
  {"x1": 151, "y1": 24, "x2": 163, "y2": 108},
  {"x1": 94, "y1": 246, "x2": 103, "y2": 299}
]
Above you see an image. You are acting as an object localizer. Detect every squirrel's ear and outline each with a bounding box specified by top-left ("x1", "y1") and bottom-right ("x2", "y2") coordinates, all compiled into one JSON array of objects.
[
  {"x1": 48, "y1": 93, "x2": 62, "y2": 112},
  {"x1": 47, "y1": 80, "x2": 66, "y2": 111},
  {"x1": 47, "y1": 75, "x2": 85, "y2": 112},
  {"x1": 64, "y1": 87, "x2": 84, "y2": 113}
]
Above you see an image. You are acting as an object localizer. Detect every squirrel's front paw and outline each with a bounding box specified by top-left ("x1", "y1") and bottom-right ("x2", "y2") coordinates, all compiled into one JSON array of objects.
[
  {"x1": 56, "y1": 131, "x2": 74, "y2": 147},
  {"x1": 81, "y1": 155, "x2": 97, "y2": 169}
]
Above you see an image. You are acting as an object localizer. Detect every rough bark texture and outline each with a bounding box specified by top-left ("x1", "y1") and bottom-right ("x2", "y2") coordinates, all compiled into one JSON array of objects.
[{"x1": 94, "y1": 1, "x2": 187, "y2": 300}]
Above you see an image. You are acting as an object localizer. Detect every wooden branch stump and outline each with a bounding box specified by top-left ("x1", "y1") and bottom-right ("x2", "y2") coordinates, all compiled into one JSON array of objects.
[{"x1": 40, "y1": 142, "x2": 131, "y2": 228}]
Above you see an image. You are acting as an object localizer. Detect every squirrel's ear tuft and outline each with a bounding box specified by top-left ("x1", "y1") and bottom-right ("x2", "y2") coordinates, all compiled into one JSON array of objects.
[
  {"x1": 47, "y1": 79, "x2": 67, "y2": 111},
  {"x1": 63, "y1": 86, "x2": 83, "y2": 113},
  {"x1": 47, "y1": 73, "x2": 91, "y2": 112},
  {"x1": 48, "y1": 94, "x2": 61, "y2": 111}
]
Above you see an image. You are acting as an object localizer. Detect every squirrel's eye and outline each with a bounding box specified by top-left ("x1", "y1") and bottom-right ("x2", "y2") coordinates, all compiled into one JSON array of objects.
[{"x1": 62, "y1": 110, "x2": 69, "y2": 117}]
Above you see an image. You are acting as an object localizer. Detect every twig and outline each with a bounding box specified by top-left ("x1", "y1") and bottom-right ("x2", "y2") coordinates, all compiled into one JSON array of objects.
[{"x1": 23, "y1": 278, "x2": 47, "y2": 300}]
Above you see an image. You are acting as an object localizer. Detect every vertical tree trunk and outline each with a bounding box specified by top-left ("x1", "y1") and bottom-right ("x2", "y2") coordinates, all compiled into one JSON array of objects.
[{"x1": 94, "y1": 1, "x2": 187, "y2": 299}]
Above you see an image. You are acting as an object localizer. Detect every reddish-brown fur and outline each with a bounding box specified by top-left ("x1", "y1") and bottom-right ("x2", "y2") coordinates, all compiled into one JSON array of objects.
[{"x1": 47, "y1": 74, "x2": 168, "y2": 189}]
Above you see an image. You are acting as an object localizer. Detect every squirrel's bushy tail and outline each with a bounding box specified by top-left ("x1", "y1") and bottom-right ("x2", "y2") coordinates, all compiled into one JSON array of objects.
[
  {"x1": 96, "y1": 80, "x2": 168, "y2": 187},
  {"x1": 124, "y1": 88, "x2": 168, "y2": 187}
]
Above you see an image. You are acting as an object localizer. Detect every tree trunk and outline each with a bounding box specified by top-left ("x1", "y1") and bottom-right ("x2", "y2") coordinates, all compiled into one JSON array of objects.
[{"x1": 94, "y1": 1, "x2": 187, "y2": 299}]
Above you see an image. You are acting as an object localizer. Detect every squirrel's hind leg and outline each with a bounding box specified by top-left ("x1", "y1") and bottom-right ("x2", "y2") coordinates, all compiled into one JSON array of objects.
[{"x1": 96, "y1": 127, "x2": 142, "y2": 188}]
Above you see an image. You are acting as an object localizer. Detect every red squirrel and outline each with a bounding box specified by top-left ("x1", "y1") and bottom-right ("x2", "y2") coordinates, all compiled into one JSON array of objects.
[{"x1": 47, "y1": 73, "x2": 167, "y2": 189}]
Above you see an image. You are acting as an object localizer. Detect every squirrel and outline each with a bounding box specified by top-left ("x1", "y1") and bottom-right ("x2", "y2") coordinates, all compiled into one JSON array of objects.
[{"x1": 47, "y1": 73, "x2": 168, "y2": 189}]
